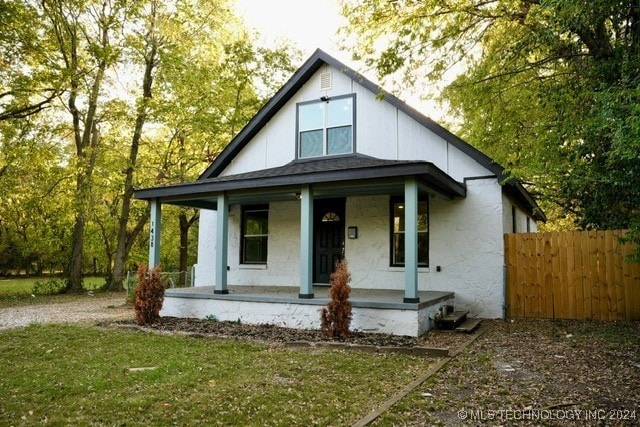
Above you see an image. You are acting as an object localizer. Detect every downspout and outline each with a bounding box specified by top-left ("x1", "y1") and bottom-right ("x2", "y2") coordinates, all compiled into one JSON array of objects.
[{"x1": 502, "y1": 265, "x2": 507, "y2": 320}]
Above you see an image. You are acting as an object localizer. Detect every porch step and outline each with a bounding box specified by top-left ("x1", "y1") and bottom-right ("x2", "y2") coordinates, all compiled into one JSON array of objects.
[
  {"x1": 436, "y1": 310, "x2": 468, "y2": 330},
  {"x1": 455, "y1": 318, "x2": 481, "y2": 334}
]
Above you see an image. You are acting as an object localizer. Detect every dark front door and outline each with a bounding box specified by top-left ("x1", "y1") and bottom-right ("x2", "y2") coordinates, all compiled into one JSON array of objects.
[{"x1": 314, "y1": 198, "x2": 345, "y2": 284}]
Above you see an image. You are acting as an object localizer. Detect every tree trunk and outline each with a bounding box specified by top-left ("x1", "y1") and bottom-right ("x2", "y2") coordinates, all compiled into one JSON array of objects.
[
  {"x1": 110, "y1": 210, "x2": 149, "y2": 290},
  {"x1": 178, "y1": 209, "x2": 198, "y2": 287},
  {"x1": 66, "y1": 124, "x2": 101, "y2": 293},
  {"x1": 110, "y1": 242, "x2": 127, "y2": 291},
  {"x1": 44, "y1": 0, "x2": 111, "y2": 293},
  {"x1": 108, "y1": 2, "x2": 158, "y2": 291},
  {"x1": 67, "y1": 210, "x2": 85, "y2": 292}
]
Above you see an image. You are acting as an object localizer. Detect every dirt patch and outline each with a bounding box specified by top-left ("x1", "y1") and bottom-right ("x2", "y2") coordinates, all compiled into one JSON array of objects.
[
  {"x1": 0, "y1": 292, "x2": 131, "y2": 330},
  {"x1": 374, "y1": 318, "x2": 640, "y2": 426}
]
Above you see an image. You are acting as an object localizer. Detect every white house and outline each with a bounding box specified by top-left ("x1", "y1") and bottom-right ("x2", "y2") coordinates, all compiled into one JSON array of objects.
[{"x1": 135, "y1": 49, "x2": 544, "y2": 336}]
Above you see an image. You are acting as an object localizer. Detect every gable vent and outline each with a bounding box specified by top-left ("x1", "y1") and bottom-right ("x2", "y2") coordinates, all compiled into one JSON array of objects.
[{"x1": 320, "y1": 72, "x2": 332, "y2": 90}]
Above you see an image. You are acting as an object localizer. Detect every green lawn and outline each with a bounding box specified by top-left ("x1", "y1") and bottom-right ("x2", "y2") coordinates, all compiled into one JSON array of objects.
[
  {"x1": 0, "y1": 324, "x2": 430, "y2": 426},
  {"x1": 0, "y1": 276, "x2": 108, "y2": 307}
]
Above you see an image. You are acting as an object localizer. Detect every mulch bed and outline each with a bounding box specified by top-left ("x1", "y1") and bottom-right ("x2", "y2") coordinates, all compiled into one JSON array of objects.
[{"x1": 107, "y1": 316, "x2": 473, "y2": 353}]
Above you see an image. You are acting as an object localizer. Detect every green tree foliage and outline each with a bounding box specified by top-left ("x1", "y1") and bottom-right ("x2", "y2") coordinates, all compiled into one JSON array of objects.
[
  {"x1": 0, "y1": 0, "x2": 299, "y2": 282},
  {"x1": 0, "y1": 1, "x2": 63, "y2": 120},
  {"x1": 0, "y1": 118, "x2": 73, "y2": 274},
  {"x1": 340, "y1": 1, "x2": 640, "y2": 241}
]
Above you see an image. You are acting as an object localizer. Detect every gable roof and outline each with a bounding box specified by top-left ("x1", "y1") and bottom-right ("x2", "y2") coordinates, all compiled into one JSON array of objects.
[{"x1": 200, "y1": 49, "x2": 544, "y2": 221}]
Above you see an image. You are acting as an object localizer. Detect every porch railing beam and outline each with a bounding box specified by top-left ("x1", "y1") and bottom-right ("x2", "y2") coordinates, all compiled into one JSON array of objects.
[
  {"x1": 148, "y1": 198, "x2": 161, "y2": 268},
  {"x1": 215, "y1": 192, "x2": 229, "y2": 294},
  {"x1": 299, "y1": 185, "x2": 314, "y2": 299},
  {"x1": 404, "y1": 177, "x2": 420, "y2": 303}
]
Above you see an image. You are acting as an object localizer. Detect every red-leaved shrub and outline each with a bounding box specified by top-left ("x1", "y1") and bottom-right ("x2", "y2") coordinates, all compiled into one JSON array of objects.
[
  {"x1": 133, "y1": 265, "x2": 166, "y2": 325},
  {"x1": 320, "y1": 258, "x2": 352, "y2": 338}
]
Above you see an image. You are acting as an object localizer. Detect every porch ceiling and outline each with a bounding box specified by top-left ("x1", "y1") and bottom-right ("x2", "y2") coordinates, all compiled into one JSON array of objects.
[{"x1": 134, "y1": 155, "x2": 466, "y2": 209}]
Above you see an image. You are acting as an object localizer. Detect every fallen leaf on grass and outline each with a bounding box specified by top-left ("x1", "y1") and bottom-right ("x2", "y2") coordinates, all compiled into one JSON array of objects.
[{"x1": 127, "y1": 367, "x2": 157, "y2": 372}]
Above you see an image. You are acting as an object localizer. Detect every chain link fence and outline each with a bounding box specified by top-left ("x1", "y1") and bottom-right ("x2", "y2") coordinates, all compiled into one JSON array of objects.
[{"x1": 125, "y1": 266, "x2": 195, "y2": 294}]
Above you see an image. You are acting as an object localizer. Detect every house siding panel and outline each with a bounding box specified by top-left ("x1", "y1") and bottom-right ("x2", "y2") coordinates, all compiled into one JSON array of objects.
[
  {"x1": 194, "y1": 209, "x2": 217, "y2": 285},
  {"x1": 396, "y1": 112, "x2": 448, "y2": 170},
  {"x1": 354, "y1": 85, "x2": 398, "y2": 159},
  {"x1": 501, "y1": 193, "x2": 538, "y2": 234},
  {"x1": 428, "y1": 178, "x2": 505, "y2": 318},
  {"x1": 195, "y1": 201, "x2": 302, "y2": 287},
  {"x1": 445, "y1": 143, "x2": 496, "y2": 182},
  {"x1": 221, "y1": 132, "x2": 268, "y2": 176}
]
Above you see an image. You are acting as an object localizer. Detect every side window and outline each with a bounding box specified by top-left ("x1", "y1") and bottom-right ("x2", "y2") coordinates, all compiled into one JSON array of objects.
[
  {"x1": 241, "y1": 205, "x2": 268, "y2": 264},
  {"x1": 297, "y1": 94, "x2": 355, "y2": 158},
  {"x1": 390, "y1": 197, "x2": 429, "y2": 267}
]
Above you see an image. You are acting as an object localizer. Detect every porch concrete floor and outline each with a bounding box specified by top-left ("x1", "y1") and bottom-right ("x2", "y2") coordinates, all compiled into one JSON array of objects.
[{"x1": 165, "y1": 285, "x2": 454, "y2": 310}]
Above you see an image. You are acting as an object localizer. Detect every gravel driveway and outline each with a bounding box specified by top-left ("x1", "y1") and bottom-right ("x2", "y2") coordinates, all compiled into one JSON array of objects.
[{"x1": 0, "y1": 293, "x2": 133, "y2": 331}]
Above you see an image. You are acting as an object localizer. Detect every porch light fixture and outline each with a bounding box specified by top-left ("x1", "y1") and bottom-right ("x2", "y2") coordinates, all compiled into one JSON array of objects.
[
  {"x1": 295, "y1": 192, "x2": 301, "y2": 200},
  {"x1": 347, "y1": 226, "x2": 358, "y2": 239},
  {"x1": 320, "y1": 95, "x2": 330, "y2": 102}
]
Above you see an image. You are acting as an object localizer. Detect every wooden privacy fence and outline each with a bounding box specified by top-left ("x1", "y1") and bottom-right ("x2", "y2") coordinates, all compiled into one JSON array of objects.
[{"x1": 505, "y1": 230, "x2": 640, "y2": 321}]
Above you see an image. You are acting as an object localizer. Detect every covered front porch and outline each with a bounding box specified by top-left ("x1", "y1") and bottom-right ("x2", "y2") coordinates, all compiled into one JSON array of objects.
[
  {"x1": 161, "y1": 285, "x2": 454, "y2": 336},
  {"x1": 135, "y1": 156, "x2": 467, "y2": 336}
]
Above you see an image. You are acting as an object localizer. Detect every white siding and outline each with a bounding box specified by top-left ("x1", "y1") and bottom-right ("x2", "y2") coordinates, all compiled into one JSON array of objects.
[
  {"x1": 396, "y1": 112, "x2": 448, "y2": 170},
  {"x1": 194, "y1": 209, "x2": 217, "y2": 286},
  {"x1": 354, "y1": 85, "x2": 398, "y2": 159},
  {"x1": 345, "y1": 180, "x2": 506, "y2": 318},
  {"x1": 219, "y1": 63, "x2": 494, "y2": 180},
  {"x1": 501, "y1": 193, "x2": 538, "y2": 234},
  {"x1": 428, "y1": 179, "x2": 505, "y2": 318},
  {"x1": 195, "y1": 201, "x2": 301, "y2": 287}
]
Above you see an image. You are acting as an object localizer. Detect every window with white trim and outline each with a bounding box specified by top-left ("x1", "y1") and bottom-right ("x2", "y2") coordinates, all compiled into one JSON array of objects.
[{"x1": 297, "y1": 94, "x2": 354, "y2": 158}]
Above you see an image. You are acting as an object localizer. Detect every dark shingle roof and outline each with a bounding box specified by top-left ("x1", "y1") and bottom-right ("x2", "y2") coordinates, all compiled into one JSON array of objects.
[
  {"x1": 204, "y1": 155, "x2": 429, "y2": 182},
  {"x1": 134, "y1": 155, "x2": 466, "y2": 201}
]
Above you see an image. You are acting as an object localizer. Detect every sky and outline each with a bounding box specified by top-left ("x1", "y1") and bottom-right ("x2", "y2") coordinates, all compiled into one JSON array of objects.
[
  {"x1": 233, "y1": 0, "x2": 446, "y2": 121},
  {"x1": 233, "y1": 0, "x2": 348, "y2": 60}
]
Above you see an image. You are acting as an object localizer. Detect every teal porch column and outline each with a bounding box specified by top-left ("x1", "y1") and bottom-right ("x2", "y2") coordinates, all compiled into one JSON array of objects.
[
  {"x1": 404, "y1": 177, "x2": 420, "y2": 303},
  {"x1": 299, "y1": 185, "x2": 314, "y2": 298},
  {"x1": 215, "y1": 192, "x2": 229, "y2": 294},
  {"x1": 148, "y1": 198, "x2": 161, "y2": 268}
]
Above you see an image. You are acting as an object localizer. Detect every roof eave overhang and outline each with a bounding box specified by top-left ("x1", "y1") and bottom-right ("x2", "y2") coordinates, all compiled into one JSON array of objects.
[
  {"x1": 502, "y1": 180, "x2": 547, "y2": 222},
  {"x1": 135, "y1": 163, "x2": 466, "y2": 205}
]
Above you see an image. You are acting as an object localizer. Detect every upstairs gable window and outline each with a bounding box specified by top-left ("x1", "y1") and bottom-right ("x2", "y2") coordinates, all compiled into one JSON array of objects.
[{"x1": 297, "y1": 94, "x2": 355, "y2": 158}]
